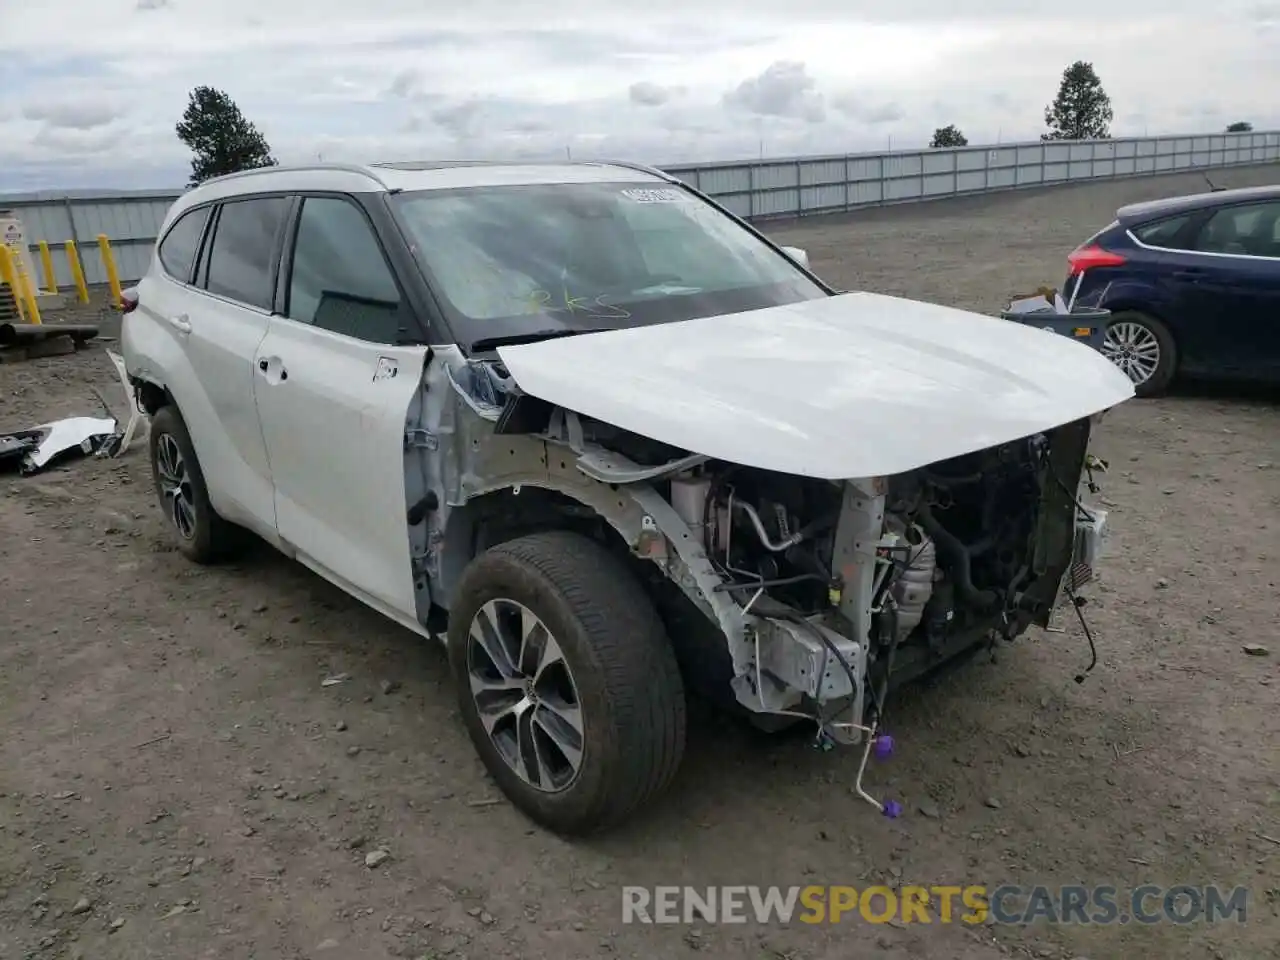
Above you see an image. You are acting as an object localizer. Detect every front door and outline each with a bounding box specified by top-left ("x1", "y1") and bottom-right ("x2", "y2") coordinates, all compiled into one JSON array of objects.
[
  {"x1": 252, "y1": 194, "x2": 430, "y2": 630},
  {"x1": 1170, "y1": 199, "x2": 1280, "y2": 379}
]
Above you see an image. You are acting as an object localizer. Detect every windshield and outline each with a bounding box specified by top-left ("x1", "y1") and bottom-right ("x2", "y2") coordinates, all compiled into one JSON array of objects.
[{"x1": 390, "y1": 180, "x2": 828, "y2": 351}]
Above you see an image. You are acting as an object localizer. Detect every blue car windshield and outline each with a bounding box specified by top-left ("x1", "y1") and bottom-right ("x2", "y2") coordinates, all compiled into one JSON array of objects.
[{"x1": 390, "y1": 180, "x2": 827, "y2": 350}]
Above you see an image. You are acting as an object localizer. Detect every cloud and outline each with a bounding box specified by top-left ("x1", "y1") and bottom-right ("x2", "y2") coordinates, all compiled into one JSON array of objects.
[
  {"x1": 723, "y1": 61, "x2": 826, "y2": 123},
  {"x1": 31, "y1": 125, "x2": 122, "y2": 155},
  {"x1": 22, "y1": 98, "x2": 122, "y2": 130},
  {"x1": 385, "y1": 69, "x2": 422, "y2": 99},
  {"x1": 985, "y1": 92, "x2": 1028, "y2": 114},
  {"x1": 430, "y1": 100, "x2": 485, "y2": 139},
  {"x1": 1175, "y1": 102, "x2": 1225, "y2": 120},
  {"x1": 629, "y1": 81, "x2": 680, "y2": 107},
  {"x1": 830, "y1": 94, "x2": 905, "y2": 126},
  {"x1": 0, "y1": 0, "x2": 1277, "y2": 191}
]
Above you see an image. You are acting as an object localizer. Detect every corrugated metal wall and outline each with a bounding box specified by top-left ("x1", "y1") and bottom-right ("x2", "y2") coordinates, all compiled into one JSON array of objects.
[
  {"x1": 0, "y1": 191, "x2": 176, "y2": 288},
  {"x1": 665, "y1": 131, "x2": 1280, "y2": 220},
  {"x1": 3, "y1": 130, "x2": 1278, "y2": 285}
]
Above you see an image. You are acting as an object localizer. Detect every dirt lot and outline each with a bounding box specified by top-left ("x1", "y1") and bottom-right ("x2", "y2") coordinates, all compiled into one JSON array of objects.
[{"x1": 2, "y1": 165, "x2": 1278, "y2": 960}]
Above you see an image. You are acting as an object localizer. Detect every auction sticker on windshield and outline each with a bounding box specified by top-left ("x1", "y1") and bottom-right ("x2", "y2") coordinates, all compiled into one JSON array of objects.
[{"x1": 620, "y1": 187, "x2": 690, "y2": 203}]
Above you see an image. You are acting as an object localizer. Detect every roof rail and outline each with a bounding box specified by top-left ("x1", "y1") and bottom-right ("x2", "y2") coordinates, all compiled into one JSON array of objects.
[
  {"x1": 590, "y1": 159, "x2": 676, "y2": 182},
  {"x1": 371, "y1": 159, "x2": 512, "y2": 171},
  {"x1": 197, "y1": 163, "x2": 390, "y2": 190}
]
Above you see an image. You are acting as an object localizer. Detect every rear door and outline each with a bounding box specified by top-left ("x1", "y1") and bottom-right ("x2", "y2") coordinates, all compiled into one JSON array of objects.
[
  {"x1": 132, "y1": 196, "x2": 288, "y2": 535},
  {"x1": 252, "y1": 193, "x2": 430, "y2": 630}
]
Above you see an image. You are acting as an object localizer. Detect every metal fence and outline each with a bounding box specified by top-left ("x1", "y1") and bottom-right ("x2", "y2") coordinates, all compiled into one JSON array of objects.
[
  {"x1": 0, "y1": 191, "x2": 176, "y2": 289},
  {"x1": 3, "y1": 130, "x2": 1278, "y2": 287},
  {"x1": 665, "y1": 130, "x2": 1280, "y2": 220}
]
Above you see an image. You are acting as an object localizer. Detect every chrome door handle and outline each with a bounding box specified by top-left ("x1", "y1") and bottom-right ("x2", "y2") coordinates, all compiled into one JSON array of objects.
[{"x1": 167, "y1": 313, "x2": 191, "y2": 333}]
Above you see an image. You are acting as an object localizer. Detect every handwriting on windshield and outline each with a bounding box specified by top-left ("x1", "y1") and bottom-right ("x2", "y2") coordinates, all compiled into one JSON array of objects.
[{"x1": 524, "y1": 288, "x2": 631, "y2": 319}]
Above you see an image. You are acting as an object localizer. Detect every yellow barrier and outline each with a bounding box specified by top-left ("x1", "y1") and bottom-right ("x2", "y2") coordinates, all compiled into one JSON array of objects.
[
  {"x1": 10, "y1": 247, "x2": 41, "y2": 324},
  {"x1": 65, "y1": 240, "x2": 90, "y2": 303},
  {"x1": 37, "y1": 240, "x2": 58, "y2": 294},
  {"x1": 0, "y1": 245, "x2": 23, "y2": 321},
  {"x1": 97, "y1": 233, "x2": 123, "y2": 309}
]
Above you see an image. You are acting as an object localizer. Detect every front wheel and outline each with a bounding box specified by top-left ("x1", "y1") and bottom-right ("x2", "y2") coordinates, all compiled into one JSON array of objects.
[
  {"x1": 1101, "y1": 310, "x2": 1177, "y2": 397},
  {"x1": 447, "y1": 530, "x2": 687, "y2": 835}
]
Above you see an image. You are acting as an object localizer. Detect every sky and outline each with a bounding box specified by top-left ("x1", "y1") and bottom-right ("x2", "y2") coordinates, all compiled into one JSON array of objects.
[{"x1": 1, "y1": 0, "x2": 1278, "y2": 193}]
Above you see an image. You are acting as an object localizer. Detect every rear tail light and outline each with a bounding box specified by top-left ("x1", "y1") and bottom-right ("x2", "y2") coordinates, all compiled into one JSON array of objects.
[
  {"x1": 120, "y1": 287, "x2": 139, "y2": 314},
  {"x1": 1067, "y1": 244, "x2": 1127, "y2": 277}
]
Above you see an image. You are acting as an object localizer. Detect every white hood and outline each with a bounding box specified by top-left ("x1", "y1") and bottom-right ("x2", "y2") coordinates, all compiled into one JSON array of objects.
[{"x1": 496, "y1": 292, "x2": 1134, "y2": 479}]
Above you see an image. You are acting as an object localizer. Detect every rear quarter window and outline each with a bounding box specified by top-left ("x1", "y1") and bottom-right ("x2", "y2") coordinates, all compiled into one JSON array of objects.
[
  {"x1": 1131, "y1": 215, "x2": 1193, "y2": 248},
  {"x1": 157, "y1": 206, "x2": 211, "y2": 282}
]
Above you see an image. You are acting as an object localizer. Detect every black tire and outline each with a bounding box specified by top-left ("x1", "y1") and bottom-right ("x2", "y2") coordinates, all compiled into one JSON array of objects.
[
  {"x1": 447, "y1": 530, "x2": 686, "y2": 835},
  {"x1": 148, "y1": 405, "x2": 246, "y2": 563},
  {"x1": 1104, "y1": 310, "x2": 1177, "y2": 398}
]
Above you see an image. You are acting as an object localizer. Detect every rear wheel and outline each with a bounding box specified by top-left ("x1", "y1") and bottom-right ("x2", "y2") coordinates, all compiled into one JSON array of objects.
[
  {"x1": 148, "y1": 406, "x2": 246, "y2": 563},
  {"x1": 1101, "y1": 310, "x2": 1176, "y2": 397},
  {"x1": 447, "y1": 530, "x2": 686, "y2": 835}
]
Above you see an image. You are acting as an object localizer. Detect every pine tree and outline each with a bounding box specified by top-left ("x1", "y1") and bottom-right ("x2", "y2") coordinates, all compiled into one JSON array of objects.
[
  {"x1": 175, "y1": 86, "x2": 278, "y2": 187},
  {"x1": 1042, "y1": 62, "x2": 1113, "y2": 141}
]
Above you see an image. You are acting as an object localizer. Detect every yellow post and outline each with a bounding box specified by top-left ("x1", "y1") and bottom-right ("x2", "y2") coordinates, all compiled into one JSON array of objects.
[
  {"x1": 97, "y1": 233, "x2": 123, "y2": 309},
  {"x1": 37, "y1": 240, "x2": 58, "y2": 293},
  {"x1": 65, "y1": 240, "x2": 90, "y2": 303},
  {"x1": 12, "y1": 250, "x2": 41, "y2": 324},
  {"x1": 0, "y1": 245, "x2": 24, "y2": 321}
]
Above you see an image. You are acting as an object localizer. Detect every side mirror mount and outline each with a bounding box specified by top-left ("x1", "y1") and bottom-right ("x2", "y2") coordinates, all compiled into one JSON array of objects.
[{"x1": 780, "y1": 245, "x2": 810, "y2": 269}]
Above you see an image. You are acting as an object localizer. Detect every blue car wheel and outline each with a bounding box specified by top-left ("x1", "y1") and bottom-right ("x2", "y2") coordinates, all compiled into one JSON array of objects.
[{"x1": 1101, "y1": 310, "x2": 1177, "y2": 397}]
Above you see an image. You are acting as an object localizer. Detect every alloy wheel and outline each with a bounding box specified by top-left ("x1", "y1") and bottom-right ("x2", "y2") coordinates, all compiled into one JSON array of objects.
[
  {"x1": 155, "y1": 433, "x2": 197, "y2": 539},
  {"x1": 466, "y1": 598, "x2": 585, "y2": 792},
  {"x1": 1102, "y1": 321, "x2": 1161, "y2": 386}
]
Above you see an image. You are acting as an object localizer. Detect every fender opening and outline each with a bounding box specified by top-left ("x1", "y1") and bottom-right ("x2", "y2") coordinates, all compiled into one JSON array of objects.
[
  {"x1": 430, "y1": 485, "x2": 734, "y2": 700},
  {"x1": 132, "y1": 379, "x2": 171, "y2": 416}
]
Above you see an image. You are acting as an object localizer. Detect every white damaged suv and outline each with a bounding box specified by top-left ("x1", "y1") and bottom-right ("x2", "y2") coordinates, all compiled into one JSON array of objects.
[{"x1": 123, "y1": 160, "x2": 1133, "y2": 835}]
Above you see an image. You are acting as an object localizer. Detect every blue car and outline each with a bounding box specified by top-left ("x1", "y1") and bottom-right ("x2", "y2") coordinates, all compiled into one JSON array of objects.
[{"x1": 1064, "y1": 183, "x2": 1280, "y2": 397}]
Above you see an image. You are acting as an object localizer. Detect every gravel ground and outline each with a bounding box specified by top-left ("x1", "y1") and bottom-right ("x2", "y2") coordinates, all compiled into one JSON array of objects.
[{"x1": 2, "y1": 165, "x2": 1278, "y2": 960}]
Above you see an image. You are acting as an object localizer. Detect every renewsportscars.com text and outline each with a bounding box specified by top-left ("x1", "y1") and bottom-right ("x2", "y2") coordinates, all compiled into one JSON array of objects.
[{"x1": 621, "y1": 884, "x2": 1250, "y2": 926}]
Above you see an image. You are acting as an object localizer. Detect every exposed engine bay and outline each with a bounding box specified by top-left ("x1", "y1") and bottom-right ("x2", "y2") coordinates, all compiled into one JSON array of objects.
[
  {"x1": 668, "y1": 427, "x2": 1103, "y2": 726},
  {"x1": 408, "y1": 347, "x2": 1112, "y2": 818}
]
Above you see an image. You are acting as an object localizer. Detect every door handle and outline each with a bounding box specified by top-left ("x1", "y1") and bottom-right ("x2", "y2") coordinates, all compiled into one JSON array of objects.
[
  {"x1": 1173, "y1": 269, "x2": 1205, "y2": 281},
  {"x1": 167, "y1": 314, "x2": 191, "y2": 333},
  {"x1": 258, "y1": 358, "x2": 288, "y2": 381}
]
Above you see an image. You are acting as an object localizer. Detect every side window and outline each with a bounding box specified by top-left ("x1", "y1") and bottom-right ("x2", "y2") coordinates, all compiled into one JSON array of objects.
[
  {"x1": 1192, "y1": 202, "x2": 1280, "y2": 258},
  {"x1": 1132, "y1": 215, "x2": 1192, "y2": 249},
  {"x1": 157, "y1": 206, "x2": 210, "y2": 282},
  {"x1": 286, "y1": 196, "x2": 406, "y2": 343},
  {"x1": 203, "y1": 196, "x2": 289, "y2": 309}
]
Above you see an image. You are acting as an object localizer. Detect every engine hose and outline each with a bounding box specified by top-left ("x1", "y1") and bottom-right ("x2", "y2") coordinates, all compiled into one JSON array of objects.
[
  {"x1": 871, "y1": 602, "x2": 901, "y2": 721},
  {"x1": 733, "y1": 501, "x2": 839, "y2": 553},
  {"x1": 915, "y1": 501, "x2": 999, "y2": 612}
]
